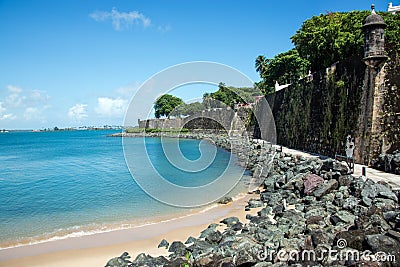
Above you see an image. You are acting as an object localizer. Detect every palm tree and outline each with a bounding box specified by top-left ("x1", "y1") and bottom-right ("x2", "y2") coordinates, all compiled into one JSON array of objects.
[{"x1": 255, "y1": 55, "x2": 267, "y2": 78}]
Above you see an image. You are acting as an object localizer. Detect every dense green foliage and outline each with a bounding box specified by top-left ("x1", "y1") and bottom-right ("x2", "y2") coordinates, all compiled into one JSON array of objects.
[
  {"x1": 255, "y1": 49, "x2": 310, "y2": 94},
  {"x1": 125, "y1": 127, "x2": 144, "y2": 133},
  {"x1": 256, "y1": 10, "x2": 400, "y2": 91},
  {"x1": 154, "y1": 94, "x2": 185, "y2": 118},
  {"x1": 145, "y1": 128, "x2": 189, "y2": 133},
  {"x1": 125, "y1": 127, "x2": 189, "y2": 133},
  {"x1": 291, "y1": 11, "x2": 400, "y2": 71},
  {"x1": 170, "y1": 101, "x2": 205, "y2": 117},
  {"x1": 291, "y1": 11, "x2": 368, "y2": 71},
  {"x1": 154, "y1": 83, "x2": 260, "y2": 119},
  {"x1": 380, "y1": 12, "x2": 400, "y2": 56},
  {"x1": 203, "y1": 82, "x2": 260, "y2": 108}
]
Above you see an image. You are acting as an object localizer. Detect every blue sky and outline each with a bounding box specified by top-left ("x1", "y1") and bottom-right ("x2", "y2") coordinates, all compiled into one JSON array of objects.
[{"x1": 0, "y1": 0, "x2": 390, "y2": 129}]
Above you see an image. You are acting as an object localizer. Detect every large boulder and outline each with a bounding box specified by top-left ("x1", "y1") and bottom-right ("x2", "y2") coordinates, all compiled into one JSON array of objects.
[
  {"x1": 106, "y1": 252, "x2": 132, "y2": 267},
  {"x1": 303, "y1": 174, "x2": 325, "y2": 195},
  {"x1": 158, "y1": 239, "x2": 169, "y2": 249},
  {"x1": 187, "y1": 239, "x2": 214, "y2": 258},
  {"x1": 330, "y1": 210, "x2": 355, "y2": 226},
  {"x1": 311, "y1": 231, "x2": 335, "y2": 247},
  {"x1": 199, "y1": 224, "x2": 218, "y2": 238},
  {"x1": 338, "y1": 175, "x2": 354, "y2": 187},
  {"x1": 220, "y1": 217, "x2": 239, "y2": 227},
  {"x1": 342, "y1": 196, "x2": 360, "y2": 211},
  {"x1": 168, "y1": 241, "x2": 187, "y2": 256},
  {"x1": 205, "y1": 230, "x2": 223, "y2": 244},
  {"x1": 231, "y1": 237, "x2": 262, "y2": 266},
  {"x1": 185, "y1": 236, "x2": 197, "y2": 244},
  {"x1": 246, "y1": 198, "x2": 264, "y2": 209},
  {"x1": 218, "y1": 196, "x2": 233, "y2": 204},
  {"x1": 313, "y1": 180, "x2": 338, "y2": 198},
  {"x1": 321, "y1": 158, "x2": 349, "y2": 174},
  {"x1": 131, "y1": 254, "x2": 170, "y2": 267},
  {"x1": 282, "y1": 173, "x2": 305, "y2": 191},
  {"x1": 193, "y1": 252, "x2": 219, "y2": 267},
  {"x1": 372, "y1": 151, "x2": 400, "y2": 174},
  {"x1": 365, "y1": 234, "x2": 400, "y2": 261},
  {"x1": 361, "y1": 181, "x2": 398, "y2": 206},
  {"x1": 392, "y1": 151, "x2": 400, "y2": 174}
]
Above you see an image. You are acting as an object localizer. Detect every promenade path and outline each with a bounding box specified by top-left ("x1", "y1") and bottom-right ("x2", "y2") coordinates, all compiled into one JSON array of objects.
[{"x1": 267, "y1": 142, "x2": 400, "y2": 190}]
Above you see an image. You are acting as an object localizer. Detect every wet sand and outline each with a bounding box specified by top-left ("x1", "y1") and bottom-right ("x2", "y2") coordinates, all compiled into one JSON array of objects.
[{"x1": 0, "y1": 193, "x2": 258, "y2": 267}]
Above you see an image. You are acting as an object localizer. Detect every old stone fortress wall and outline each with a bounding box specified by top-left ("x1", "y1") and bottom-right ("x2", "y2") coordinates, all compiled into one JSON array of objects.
[{"x1": 139, "y1": 6, "x2": 400, "y2": 167}]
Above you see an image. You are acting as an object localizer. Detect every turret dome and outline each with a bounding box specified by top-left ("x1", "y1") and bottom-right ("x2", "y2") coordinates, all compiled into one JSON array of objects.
[
  {"x1": 362, "y1": 4, "x2": 387, "y2": 67},
  {"x1": 363, "y1": 4, "x2": 386, "y2": 28}
]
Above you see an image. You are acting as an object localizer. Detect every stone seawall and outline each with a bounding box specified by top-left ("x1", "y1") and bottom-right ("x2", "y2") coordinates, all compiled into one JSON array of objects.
[
  {"x1": 262, "y1": 53, "x2": 399, "y2": 166},
  {"x1": 136, "y1": 53, "x2": 399, "y2": 167},
  {"x1": 106, "y1": 132, "x2": 400, "y2": 267},
  {"x1": 264, "y1": 57, "x2": 366, "y2": 162},
  {"x1": 138, "y1": 107, "x2": 251, "y2": 133}
]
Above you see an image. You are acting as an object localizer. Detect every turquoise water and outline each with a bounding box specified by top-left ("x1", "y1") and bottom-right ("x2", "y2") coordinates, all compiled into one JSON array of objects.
[{"x1": 0, "y1": 130, "x2": 248, "y2": 248}]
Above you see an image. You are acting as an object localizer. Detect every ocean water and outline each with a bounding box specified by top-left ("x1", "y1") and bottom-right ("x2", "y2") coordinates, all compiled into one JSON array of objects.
[{"x1": 0, "y1": 130, "x2": 249, "y2": 248}]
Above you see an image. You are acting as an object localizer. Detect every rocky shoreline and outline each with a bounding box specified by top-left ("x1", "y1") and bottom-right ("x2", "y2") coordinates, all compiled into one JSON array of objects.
[
  {"x1": 372, "y1": 151, "x2": 400, "y2": 175},
  {"x1": 106, "y1": 133, "x2": 400, "y2": 267}
]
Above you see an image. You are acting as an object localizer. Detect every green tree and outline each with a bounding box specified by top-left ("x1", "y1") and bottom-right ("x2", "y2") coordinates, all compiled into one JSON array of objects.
[
  {"x1": 203, "y1": 82, "x2": 260, "y2": 108},
  {"x1": 255, "y1": 55, "x2": 267, "y2": 77},
  {"x1": 255, "y1": 49, "x2": 310, "y2": 94},
  {"x1": 169, "y1": 102, "x2": 206, "y2": 117},
  {"x1": 291, "y1": 11, "x2": 367, "y2": 71},
  {"x1": 380, "y1": 12, "x2": 400, "y2": 56},
  {"x1": 255, "y1": 55, "x2": 269, "y2": 94},
  {"x1": 182, "y1": 102, "x2": 205, "y2": 115},
  {"x1": 154, "y1": 94, "x2": 184, "y2": 118},
  {"x1": 291, "y1": 11, "x2": 400, "y2": 71}
]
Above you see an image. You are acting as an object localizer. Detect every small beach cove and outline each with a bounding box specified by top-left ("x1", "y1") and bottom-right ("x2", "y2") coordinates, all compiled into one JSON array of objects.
[
  {"x1": 2, "y1": 132, "x2": 400, "y2": 266},
  {"x1": 0, "y1": 192, "x2": 259, "y2": 266},
  {"x1": 0, "y1": 130, "x2": 254, "y2": 265}
]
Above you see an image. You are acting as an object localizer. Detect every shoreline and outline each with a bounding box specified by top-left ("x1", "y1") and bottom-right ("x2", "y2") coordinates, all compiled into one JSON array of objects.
[
  {"x1": 3, "y1": 133, "x2": 399, "y2": 266},
  {"x1": 0, "y1": 201, "x2": 216, "y2": 251},
  {"x1": 0, "y1": 193, "x2": 257, "y2": 267},
  {"x1": 0, "y1": 132, "x2": 253, "y2": 265},
  {"x1": 0, "y1": 132, "x2": 247, "y2": 251}
]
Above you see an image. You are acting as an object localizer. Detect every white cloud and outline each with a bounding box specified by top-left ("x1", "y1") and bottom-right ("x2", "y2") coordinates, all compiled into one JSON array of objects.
[
  {"x1": 0, "y1": 102, "x2": 5, "y2": 114},
  {"x1": 95, "y1": 97, "x2": 127, "y2": 117},
  {"x1": 23, "y1": 105, "x2": 50, "y2": 121},
  {"x1": 1, "y1": 85, "x2": 51, "y2": 127},
  {"x1": 3, "y1": 86, "x2": 50, "y2": 108},
  {"x1": 5, "y1": 93, "x2": 25, "y2": 108},
  {"x1": 7, "y1": 85, "x2": 22, "y2": 94},
  {"x1": 0, "y1": 102, "x2": 15, "y2": 121},
  {"x1": 5, "y1": 85, "x2": 24, "y2": 108},
  {"x1": 89, "y1": 7, "x2": 151, "y2": 31},
  {"x1": 0, "y1": 113, "x2": 16, "y2": 121},
  {"x1": 24, "y1": 107, "x2": 40, "y2": 120},
  {"x1": 68, "y1": 104, "x2": 88, "y2": 121},
  {"x1": 157, "y1": 24, "x2": 171, "y2": 33},
  {"x1": 29, "y1": 90, "x2": 50, "y2": 102}
]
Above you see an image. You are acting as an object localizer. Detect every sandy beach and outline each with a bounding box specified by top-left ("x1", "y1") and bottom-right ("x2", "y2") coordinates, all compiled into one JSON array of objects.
[{"x1": 0, "y1": 193, "x2": 257, "y2": 267}]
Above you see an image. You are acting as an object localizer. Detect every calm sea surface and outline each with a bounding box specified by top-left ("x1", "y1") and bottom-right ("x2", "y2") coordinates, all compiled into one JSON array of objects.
[{"x1": 0, "y1": 130, "x2": 248, "y2": 248}]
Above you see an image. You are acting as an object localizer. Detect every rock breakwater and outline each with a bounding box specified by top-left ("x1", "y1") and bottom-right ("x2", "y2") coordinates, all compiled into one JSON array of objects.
[{"x1": 106, "y1": 133, "x2": 400, "y2": 267}]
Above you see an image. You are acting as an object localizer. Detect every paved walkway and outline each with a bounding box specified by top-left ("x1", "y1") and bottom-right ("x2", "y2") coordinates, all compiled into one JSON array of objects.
[
  {"x1": 266, "y1": 142, "x2": 400, "y2": 190},
  {"x1": 352, "y1": 164, "x2": 400, "y2": 190}
]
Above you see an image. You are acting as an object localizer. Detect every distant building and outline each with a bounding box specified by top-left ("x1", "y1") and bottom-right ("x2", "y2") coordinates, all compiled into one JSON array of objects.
[{"x1": 388, "y1": 2, "x2": 400, "y2": 14}]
